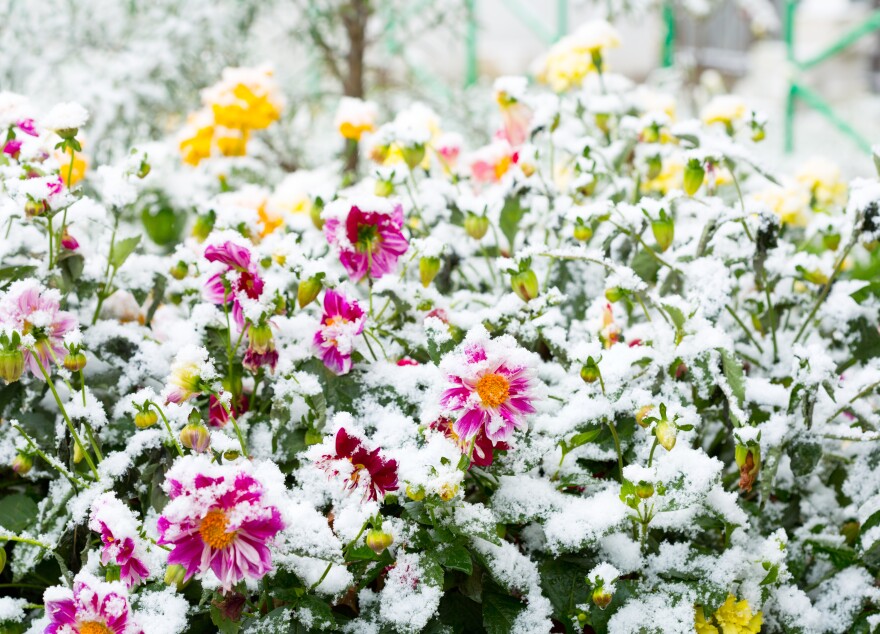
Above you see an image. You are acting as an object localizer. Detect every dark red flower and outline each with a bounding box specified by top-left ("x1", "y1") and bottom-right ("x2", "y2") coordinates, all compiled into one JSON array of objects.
[
  {"x1": 320, "y1": 428, "x2": 399, "y2": 501},
  {"x1": 430, "y1": 417, "x2": 508, "y2": 468}
]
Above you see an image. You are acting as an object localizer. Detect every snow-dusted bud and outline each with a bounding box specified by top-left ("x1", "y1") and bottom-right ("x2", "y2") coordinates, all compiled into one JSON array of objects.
[
  {"x1": 651, "y1": 209, "x2": 674, "y2": 252},
  {"x1": 464, "y1": 213, "x2": 490, "y2": 240},
  {"x1": 170, "y1": 261, "x2": 188, "y2": 280},
  {"x1": 635, "y1": 405, "x2": 654, "y2": 428},
  {"x1": 683, "y1": 158, "x2": 705, "y2": 196},
  {"x1": 180, "y1": 422, "x2": 211, "y2": 453},
  {"x1": 604, "y1": 287, "x2": 624, "y2": 303},
  {"x1": 573, "y1": 219, "x2": 592, "y2": 242},
  {"x1": 402, "y1": 144, "x2": 426, "y2": 170},
  {"x1": 592, "y1": 585, "x2": 613, "y2": 610},
  {"x1": 580, "y1": 357, "x2": 601, "y2": 384},
  {"x1": 655, "y1": 419, "x2": 677, "y2": 451},
  {"x1": 375, "y1": 180, "x2": 394, "y2": 197},
  {"x1": 192, "y1": 212, "x2": 215, "y2": 242},
  {"x1": 635, "y1": 481, "x2": 654, "y2": 499},
  {"x1": 366, "y1": 529, "x2": 393, "y2": 555},
  {"x1": 406, "y1": 485, "x2": 425, "y2": 501},
  {"x1": 511, "y1": 269, "x2": 539, "y2": 302},
  {"x1": 419, "y1": 256, "x2": 441, "y2": 288},
  {"x1": 134, "y1": 409, "x2": 158, "y2": 429},
  {"x1": 735, "y1": 444, "x2": 760, "y2": 493}
]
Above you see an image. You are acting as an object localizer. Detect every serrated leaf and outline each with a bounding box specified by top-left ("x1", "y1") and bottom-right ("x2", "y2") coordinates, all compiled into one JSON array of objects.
[
  {"x1": 109, "y1": 235, "x2": 141, "y2": 269},
  {"x1": 437, "y1": 544, "x2": 472, "y2": 575},
  {"x1": 720, "y1": 349, "x2": 746, "y2": 410}
]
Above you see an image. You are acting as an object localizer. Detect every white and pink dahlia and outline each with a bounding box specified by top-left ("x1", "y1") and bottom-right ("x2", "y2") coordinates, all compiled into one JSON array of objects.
[
  {"x1": 44, "y1": 571, "x2": 141, "y2": 634},
  {"x1": 156, "y1": 456, "x2": 284, "y2": 590},
  {"x1": 89, "y1": 493, "x2": 150, "y2": 588},
  {"x1": 0, "y1": 280, "x2": 77, "y2": 379},
  {"x1": 439, "y1": 328, "x2": 539, "y2": 443}
]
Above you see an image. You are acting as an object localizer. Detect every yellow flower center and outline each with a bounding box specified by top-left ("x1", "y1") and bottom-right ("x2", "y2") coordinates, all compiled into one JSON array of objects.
[
  {"x1": 199, "y1": 509, "x2": 237, "y2": 550},
  {"x1": 475, "y1": 373, "x2": 510, "y2": 409},
  {"x1": 79, "y1": 622, "x2": 112, "y2": 634}
]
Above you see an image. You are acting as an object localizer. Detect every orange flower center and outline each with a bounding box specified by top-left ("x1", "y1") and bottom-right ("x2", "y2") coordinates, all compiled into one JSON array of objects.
[
  {"x1": 199, "y1": 509, "x2": 237, "y2": 550},
  {"x1": 79, "y1": 622, "x2": 112, "y2": 634},
  {"x1": 475, "y1": 373, "x2": 510, "y2": 409}
]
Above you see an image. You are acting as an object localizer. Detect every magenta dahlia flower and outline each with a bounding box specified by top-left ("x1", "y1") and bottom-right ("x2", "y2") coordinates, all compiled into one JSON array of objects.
[
  {"x1": 313, "y1": 289, "x2": 366, "y2": 375},
  {"x1": 44, "y1": 571, "x2": 141, "y2": 634},
  {"x1": 439, "y1": 333, "x2": 538, "y2": 443},
  {"x1": 323, "y1": 201, "x2": 409, "y2": 280},
  {"x1": 157, "y1": 456, "x2": 284, "y2": 590},
  {"x1": 0, "y1": 280, "x2": 77, "y2": 379},
  {"x1": 318, "y1": 428, "x2": 399, "y2": 501},
  {"x1": 203, "y1": 241, "x2": 264, "y2": 328},
  {"x1": 89, "y1": 493, "x2": 150, "y2": 588}
]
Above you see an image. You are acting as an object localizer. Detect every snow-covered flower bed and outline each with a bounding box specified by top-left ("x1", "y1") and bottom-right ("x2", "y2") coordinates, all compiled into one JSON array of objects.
[{"x1": 1, "y1": 22, "x2": 880, "y2": 634}]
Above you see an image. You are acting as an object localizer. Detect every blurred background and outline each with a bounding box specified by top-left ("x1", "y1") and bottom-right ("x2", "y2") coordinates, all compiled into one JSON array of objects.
[{"x1": 3, "y1": 0, "x2": 879, "y2": 176}]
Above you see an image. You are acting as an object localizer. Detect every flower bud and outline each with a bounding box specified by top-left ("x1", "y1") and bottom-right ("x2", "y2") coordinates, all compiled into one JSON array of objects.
[
  {"x1": 439, "y1": 482, "x2": 459, "y2": 501},
  {"x1": 595, "y1": 113, "x2": 610, "y2": 133},
  {"x1": 683, "y1": 159, "x2": 705, "y2": 196},
  {"x1": 24, "y1": 198, "x2": 46, "y2": 217},
  {"x1": 511, "y1": 269, "x2": 539, "y2": 302},
  {"x1": 223, "y1": 450, "x2": 240, "y2": 461},
  {"x1": 366, "y1": 529, "x2": 393, "y2": 555},
  {"x1": 651, "y1": 215, "x2": 674, "y2": 253},
  {"x1": 406, "y1": 485, "x2": 425, "y2": 501},
  {"x1": 635, "y1": 481, "x2": 654, "y2": 499},
  {"x1": 573, "y1": 220, "x2": 592, "y2": 242},
  {"x1": 655, "y1": 419, "x2": 677, "y2": 451},
  {"x1": 12, "y1": 452, "x2": 33, "y2": 476},
  {"x1": 164, "y1": 564, "x2": 189, "y2": 590},
  {"x1": 297, "y1": 276, "x2": 323, "y2": 309},
  {"x1": 134, "y1": 409, "x2": 158, "y2": 429},
  {"x1": 170, "y1": 261, "x2": 189, "y2": 280},
  {"x1": 604, "y1": 287, "x2": 624, "y2": 303},
  {"x1": 247, "y1": 322, "x2": 274, "y2": 355},
  {"x1": 310, "y1": 199, "x2": 325, "y2": 230},
  {"x1": 375, "y1": 179, "x2": 394, "y2": 197},
  {"x1": 180, "y1": 422, "x2": 211, "y2": 453},
  {"x1": 60, "y1": 226, "x2": 79, "y2": 251},
  {"x1": 402, "y1": 144, "x2": 426, "y2": 170},
  {"x1": 419, "y1": 256, "x2": 441, "y2": 288},
  {"x1": 192, "y1": 212, "x2": 215, "y2": 242},
  {"x1": 592, "y1": 586, "x2": 613, "y2": 610},
  {"x1": 0, "y1": 347, "x2": 24, "y2": 385},
  {"x1": 580, "y1": 358, "x2": 600, "y2": 384},
  {"x1": 136, "y1": 160, "x2": 151, "y2": 179},
  {"x1": 63, "y1": 351, "x2": 87, "y2": 373},
  {"x1": 642, "y1": 126, "x2": 659, "y2": 144},
  {"x1": 73, "y1": 441, "x2": 85, "y2": 464},
  {"x1": 464, "y1": 213, "x2": 490, "y2": 240},
  {"x1": 56, "y1": 127, "x2": 79, "y2": 141},
  {"x1": 735, "y1": 444, "x2": 760, "y2": 493}
]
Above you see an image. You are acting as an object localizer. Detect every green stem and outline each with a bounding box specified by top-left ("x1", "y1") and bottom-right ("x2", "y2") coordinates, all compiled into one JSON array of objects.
[
  {"x1": 33, "y1": 354, "x2": 99, "y2": 479},
  {"x1": 793, "y1": 236, "x2": 858, "y2": 344},
  {"x1": 91, "y1": 218, "x2": 119, "y2": 325},
  {"x1": 647, "y1": 437, "x2": 659, "y2": 468},
  {"x1": 607, "y1": 420, "x2": 624, "y2": 482},
  {"x1": 725, "y1": 305, "x2": 764, "y2": 354},
  {"x1": 216, "y1": 395, "x2": 248, "y2": 456},
  {"x1": 149, "y1": 402, "x2": 184, "y2": 457},
  {"x1": 310, "y1": 519, "x2": 370, "y2": 591},
  {"x1": 12, "y1": 423, "x2": 84, "y2": 488}
]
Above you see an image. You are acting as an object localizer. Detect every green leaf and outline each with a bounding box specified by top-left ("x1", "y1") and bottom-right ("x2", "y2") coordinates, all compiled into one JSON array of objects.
[
  {"x1": 760, "y1": 563, "x2": 779, "y2": 586},
  {"x1": 483, "y1": 584, "x2": 526, "y2": 634},
  {"x1": 663, "y1": 304, "x2": 687, "y2": 331},
  {"x1": 539, "y1": 557, "x2": 590, "y2": 626},
  {"x1": 806, "y1": 540, "x2": 857, "y2": 569},
  {"x1": 568, "y1": 428, "x2": 603, "y2": 449},
  {"x1": 0, "y1": 494, "x2": 39, "y2": 533},
  {"x1": 241, "y1": 607, "x2": 291, "y2": 633},
  {"x1": 720, "y1": 349, "x2": 746, "y2": 410},
  {"x1": 109, "y1": 235, "x2": 142, "y2": 269},
  {"x1": 295, "y1": 595, "x2": 335, "y2": 630},
  {"x1": 437, "y1": 591, "x2": 484, "y2": 634},
  {"x1": 437, "y1": 544, "x2": 473, "y2": 575},
  {"x1": 498, "y1": 197, "x2": 526, "y2": 252},
  {"x1": 789, "y1": 440, "x2": 822, "y2": 478}
]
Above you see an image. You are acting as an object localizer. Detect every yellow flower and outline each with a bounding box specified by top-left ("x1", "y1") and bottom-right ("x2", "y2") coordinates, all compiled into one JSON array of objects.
[
  {"x1": 335, "y1": 97, "x2": 378, "y2": 141},
  {"x1": 701, "y1": 96, "x2": 748, "y2": 127},
  {"x1": 753, "y1": 184, "x2": 811, "y2": 227},
  {"x1": 538, "y1": 20, "x2": 620, "y2": 92},
  {"x1": 696, "y1": 595, "x2": 762, "y2": 634},
  {"x1": 215, "y1": 127, "x2": 250, "y2": 158},
  {"x1": 179, "y1": 109, "x2": 214, "y2": 166},
  {"x1": 56, "y1": 146, "x2": 88, "y2": 186},
  {"x1": 643, "y1": 156, "x2": 684, "y2": 195},
  {"x1": 795, "y1": 158, "x2": 847, "y2": 211}
]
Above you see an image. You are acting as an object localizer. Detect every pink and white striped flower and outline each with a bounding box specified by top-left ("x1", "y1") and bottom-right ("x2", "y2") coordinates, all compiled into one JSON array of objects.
[
  {"x1": 439, "y1": 329, "x2": 538, "y2": 443},
  {"x1": 44, "y1": 571, "x2": 141, "y2": 634},
  {"x1": 203, "y1": 241, "x2": 264, "y2": 328},
  {"x1": 323, "y1": 198, "x2": 409, "y2": 280},
  {"x1": 156, "y1": 456, "x2": 284, "y2": 590},
  {"x1": 313, "y1": 289, "x2": 366, "y2": 375},
  {"x1": 0, "y1": 280, "x2": 77, "y2": 379},
  {"x1": 89, "y1": 493, "x2": 150, "y2": 588},
  {"x1": 163, "y1": 345, "x2": 216, "y2": 404}
]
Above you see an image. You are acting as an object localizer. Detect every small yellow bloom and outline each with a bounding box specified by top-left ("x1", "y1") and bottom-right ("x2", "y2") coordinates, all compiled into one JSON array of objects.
[
  {"x1": 335, "y1": 97, "x2": 378, "y2": 141},
  {"x1": 795, "y1": 158, "x2": 847, "y2": 211},
  {"x1": 56, "y1": 146, "x2": 88, "y2": 186},
  {"x1": 695, "y1": 595, "x2": 762, "y2": 634},
  {"x1": 701, "y1": 96, "x2": 748, "y2": 127},
  {"x1": 753, "y1": 184, "x2": 811, "y2": 227}
]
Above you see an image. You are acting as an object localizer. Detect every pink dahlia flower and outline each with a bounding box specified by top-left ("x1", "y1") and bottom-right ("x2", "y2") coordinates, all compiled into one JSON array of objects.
[
  {"x1": 323, "y1": 202, "x2": 408, "y2": 280},
  {"x1": 313, "y1": 289, "x2": 366, "y2": 376},
  {"x1": 157, "y1": 456, "x2": 284, "y2": 590},
  {"x1": 318, "y1": 428, "x2": 399, "y2": 501},
  {"x1": 203, "y1": 241, "x2": 264, "y2": 328},
  {"x1": 469, "y1": 140, "x2": 519, "y2": 184},
  {"x1": 3, "y1": 139, "x2": 22, "y2": 158},
  {"x1": 17, "y1": 118, "x2": 38, "y2": 136},
  {"x1": 44, "y1": 571, "x2": 141, "y2": 634},
  {"x1": 430, "y1": 417, "x2": 508, "y2": 468},
  {"x1": 89, "y1": 493, "x2": 150, "y2": 588},
  {"x1": 0, "y1": 281, "x2": 77, "y2": 379},
  {"x1": 439, "y1": 336, "x2": 537, "y2": 443}
]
